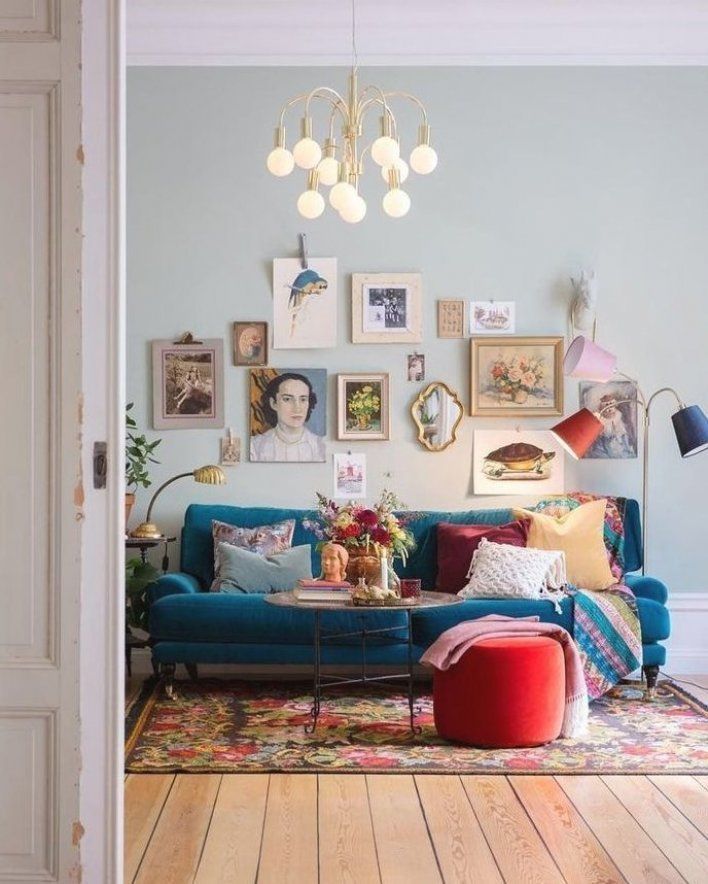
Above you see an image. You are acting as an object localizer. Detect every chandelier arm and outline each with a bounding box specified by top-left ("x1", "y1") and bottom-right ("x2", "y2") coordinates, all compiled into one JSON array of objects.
[
  {"x1": 357, "y1": 87, "x2": 397, "y2": 138},
  {"x1": 278, "y1": 91, "x2": 348, "y2": 128},
  {"x1": 379, "y1": 90, "x2": 430, "y2": 124},
  {"x1": 304, "y1": 87, "x2": 350, "y2": 123}
]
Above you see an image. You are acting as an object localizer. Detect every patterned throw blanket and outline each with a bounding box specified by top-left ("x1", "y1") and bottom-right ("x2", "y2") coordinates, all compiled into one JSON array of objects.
[
  {"x1": 531, "y1": 494, "x2": 642, "y2": 699},
  {"x1": 573, "y1": 585, "x2": 642, "y2": 700}
]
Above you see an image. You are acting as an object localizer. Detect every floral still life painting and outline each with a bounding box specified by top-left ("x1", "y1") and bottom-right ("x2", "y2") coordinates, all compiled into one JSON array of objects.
[
  {"x1": 470, "y1": 336, "x2": 564, "y2": 416},
  {"x1": 337, "y1": 373, "x2": 390, "y2": 441},
  {"x1": 579, "y1": 380, "x2": 639, "y2": 459},
  {"x1": 473, "y1": 429, "x2": 565, "y2": 495},
  {"x1": 272, "y1": 257, "x2": 337, "y2": 349},
  {"x1": 249, "y1": 367, "x2": 327, "y2": 462}
]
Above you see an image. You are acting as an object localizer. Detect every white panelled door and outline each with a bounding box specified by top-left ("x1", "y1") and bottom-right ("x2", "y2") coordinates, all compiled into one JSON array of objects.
[{"x1": 0, "y1": 1, "x2": 108, "y2": 880}]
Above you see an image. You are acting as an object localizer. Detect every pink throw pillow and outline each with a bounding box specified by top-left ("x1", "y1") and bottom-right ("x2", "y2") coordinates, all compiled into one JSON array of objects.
[{"x1": 436, "y1": 520, "x2": 529, "y2": 593}]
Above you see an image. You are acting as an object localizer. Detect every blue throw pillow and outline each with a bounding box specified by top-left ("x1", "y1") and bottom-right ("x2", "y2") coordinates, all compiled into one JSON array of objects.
[{"x1": 215, "y1": 542, "x2": 313, "y2": 594}]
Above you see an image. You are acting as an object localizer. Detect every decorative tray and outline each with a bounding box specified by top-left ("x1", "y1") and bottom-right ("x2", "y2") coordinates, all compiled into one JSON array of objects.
[{"x1": 351, "y1": 595, "x2": 420, "y2": 607}]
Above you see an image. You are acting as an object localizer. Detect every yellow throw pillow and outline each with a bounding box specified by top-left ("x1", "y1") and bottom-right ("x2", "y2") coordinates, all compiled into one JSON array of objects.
[{"x1": 513, "y1": 498, "x2": 615, "y2": 590}]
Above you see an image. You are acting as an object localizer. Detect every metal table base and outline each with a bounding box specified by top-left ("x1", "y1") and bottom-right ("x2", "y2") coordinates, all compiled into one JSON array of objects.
[{"x1": 305, "y1": 608, "x2": 421, "y2": 734}]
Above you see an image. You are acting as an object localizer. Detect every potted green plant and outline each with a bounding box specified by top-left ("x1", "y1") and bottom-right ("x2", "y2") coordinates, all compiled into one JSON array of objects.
[
  {"x1": 125, "y1": 402, "x2": 161, "y2": 530},
  {"x1": 125, "y1": 556, "x2": 160, "y2": 632}
]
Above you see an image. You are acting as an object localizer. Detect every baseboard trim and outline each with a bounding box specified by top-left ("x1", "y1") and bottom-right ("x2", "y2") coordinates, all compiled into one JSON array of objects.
[{"x1": 665, "y1": 592, "x2": 708, "y2": 674}]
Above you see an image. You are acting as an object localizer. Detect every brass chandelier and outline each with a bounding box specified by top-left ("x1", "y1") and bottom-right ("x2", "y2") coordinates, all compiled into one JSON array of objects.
[{"x1": 265, "y1": 2, "x2": 438, "y2": 223}]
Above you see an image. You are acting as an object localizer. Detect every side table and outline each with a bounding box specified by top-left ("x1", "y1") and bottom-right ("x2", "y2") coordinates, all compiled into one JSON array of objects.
[
  {"x1": 125, "y1": 535, "x2": 176, "y2": 677},
  {"x1": 265, "y1": 590, "x2": 461, "y2": 733}
]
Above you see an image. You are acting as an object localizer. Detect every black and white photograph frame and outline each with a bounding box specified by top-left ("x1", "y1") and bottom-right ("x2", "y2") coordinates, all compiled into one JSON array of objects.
[
  {"x1": 351, "y1": 273, "x2": 422, "y2": 344},
  {"x1": 152, "y1": 338, "x2": 224, "y2": 429}
]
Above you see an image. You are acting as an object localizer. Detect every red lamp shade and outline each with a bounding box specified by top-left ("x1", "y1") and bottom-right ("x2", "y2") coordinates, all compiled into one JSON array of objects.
[{"x1": 550, "y1": 408, "x2": 603, "y2": 459}]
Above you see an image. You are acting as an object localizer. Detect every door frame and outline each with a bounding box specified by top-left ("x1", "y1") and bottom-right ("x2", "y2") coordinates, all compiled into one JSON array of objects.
[{"x1": 79, "y1": 0, "x2": 125, "y2": 879}]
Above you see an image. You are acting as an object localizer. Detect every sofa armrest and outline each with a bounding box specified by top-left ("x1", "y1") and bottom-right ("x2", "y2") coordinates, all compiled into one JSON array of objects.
[
  {"x1": 624, "y1": 573, "x2": 668, "y2": 606},
  {"x1": 149, "y1": 572, "x2": 202, "y2": 604}
]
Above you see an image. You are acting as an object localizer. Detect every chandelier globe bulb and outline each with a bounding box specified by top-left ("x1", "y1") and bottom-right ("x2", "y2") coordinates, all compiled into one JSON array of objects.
[
  {"x1": 329, "y1": 180, "x2": 358, "y2": 211},
  {"x1": 371, "y1": 135, "x2": 400, "y2": 168},
  {"x1": 267, "y1": 146, "x2": 295, "y2": 177},
  {"x1": 297, "y1": 189, "x2": 325, "y2": 219},
  {"x1": 410, "y1": 143, "x2": 438, "y2": 175},
  {"x1": 317, "y1": 155, "x2": 340, "y2": 186},
  {"x1": 339, "y1": 194, "x2": 367, "y2": 223},
  {"x1": 382, "y1": 187, "x2": 411, "y2": 218},
  {"x1": 380, "y1": 157, "x2": 409, "y2": 184},
  {"x1": 293, "y1": 137, "x2": 322, "y2": 170}
]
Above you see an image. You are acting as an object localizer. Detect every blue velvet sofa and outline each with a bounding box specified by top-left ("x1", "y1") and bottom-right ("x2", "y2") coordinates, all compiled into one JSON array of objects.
[{"x1": 149, "y1": 501, "x2": 670, "y2": 693}]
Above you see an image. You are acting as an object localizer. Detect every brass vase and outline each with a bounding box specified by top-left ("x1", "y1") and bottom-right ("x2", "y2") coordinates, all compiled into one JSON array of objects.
[{"x1": 345, "y1": 547, "x2": 381, "y2": 585}]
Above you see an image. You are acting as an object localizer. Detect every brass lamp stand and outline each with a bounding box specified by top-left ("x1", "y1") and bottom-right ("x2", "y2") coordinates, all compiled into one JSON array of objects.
[{"x1": 129, "y1": 464, "x2": 226, "y2": 539}]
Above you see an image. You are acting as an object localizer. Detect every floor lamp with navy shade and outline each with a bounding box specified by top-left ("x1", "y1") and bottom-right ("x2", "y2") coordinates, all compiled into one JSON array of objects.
[{"x1": 551, "y1": 336, "x2": 708, "y2": 574}]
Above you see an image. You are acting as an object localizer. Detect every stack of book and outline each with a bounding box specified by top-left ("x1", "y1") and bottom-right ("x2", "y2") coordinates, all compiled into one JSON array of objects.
[{"x1": 293, "y1": 579, "x2": 353, "y2": 603}]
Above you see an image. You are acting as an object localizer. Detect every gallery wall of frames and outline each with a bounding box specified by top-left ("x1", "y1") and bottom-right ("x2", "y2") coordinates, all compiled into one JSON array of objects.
[{"x1": 126, "y1": 66, "x2": 708, "y2": 590}]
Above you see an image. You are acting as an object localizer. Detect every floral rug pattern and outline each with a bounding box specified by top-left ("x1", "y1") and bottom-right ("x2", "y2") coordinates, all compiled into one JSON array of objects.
[{"x1": 125, "y1": 678, "x2": 708, "y2": 775}]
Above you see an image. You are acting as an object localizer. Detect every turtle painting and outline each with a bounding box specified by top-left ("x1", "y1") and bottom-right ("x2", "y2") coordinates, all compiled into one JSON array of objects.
[
  {"x1": 473, "y1": 430, "x2": 565, "y2": 494},
  {"x1": 485, "y1": 441, "x2": 556, "y2": 474}
]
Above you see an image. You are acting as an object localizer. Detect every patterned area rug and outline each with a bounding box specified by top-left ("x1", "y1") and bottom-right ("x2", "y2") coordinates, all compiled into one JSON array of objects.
[{"x1": 125, "y1": 678, "x2": 708, "y2": 775}]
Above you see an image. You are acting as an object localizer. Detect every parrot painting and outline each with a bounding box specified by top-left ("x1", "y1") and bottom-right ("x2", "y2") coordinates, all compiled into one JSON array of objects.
[{"x1": 286, "y1": 269, "x2": 328, "y2": 338}]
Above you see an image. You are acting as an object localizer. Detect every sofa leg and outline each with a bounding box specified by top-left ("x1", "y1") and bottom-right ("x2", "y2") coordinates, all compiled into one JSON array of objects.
[
  {"x1": 643, "y1": 664, "x2": 659, "y2": 701},
  {"x1": 185, "y1": 662, "x2": 198, "y2": 681},
  {"x1": 160, "y1": 662, "x2": 176, "y2": 699}
]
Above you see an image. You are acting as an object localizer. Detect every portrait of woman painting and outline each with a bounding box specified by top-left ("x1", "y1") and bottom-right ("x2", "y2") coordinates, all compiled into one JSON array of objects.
[
  {"x1": 579, "y1": 381, "x2": 638, "y2": 459},
  {"x1": 249, "y1": 368, "x2": 327, "y2": 462},
  {"x1": 470, "y1": 336, "x2": 564, "y2": 417},
  {"x1": 152, "y1": 339, "x2": 224, "y2": 429}
]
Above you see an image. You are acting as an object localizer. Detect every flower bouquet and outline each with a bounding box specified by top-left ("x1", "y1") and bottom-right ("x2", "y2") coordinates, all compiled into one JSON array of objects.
[
  {"x1": 303, "y1": 490, "x2": 417, "y2": 565},
  {"x1": 347, "y1": 385, "x2": 381, "y2": 430},
  {"x1": 490, "y1": 354, "x2": 545, "y2": 404}
]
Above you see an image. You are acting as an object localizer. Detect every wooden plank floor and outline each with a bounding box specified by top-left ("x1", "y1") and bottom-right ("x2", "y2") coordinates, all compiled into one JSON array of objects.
[{"x1": 125, "y1": 669, "x2": 708, "y2": 883}]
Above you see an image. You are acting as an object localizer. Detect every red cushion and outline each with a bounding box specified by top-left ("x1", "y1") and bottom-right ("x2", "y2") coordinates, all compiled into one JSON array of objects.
[
  {"x1": 435, "y1": 520, "x2": 529, "y2": 593},
  {"x1": 433, "y1": 636, "x2": 565, "y2": 748}
]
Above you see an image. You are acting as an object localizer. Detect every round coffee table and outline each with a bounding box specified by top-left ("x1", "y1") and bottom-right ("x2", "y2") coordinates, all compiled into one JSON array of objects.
[{"x1": 265, "y1": 590, "x2": 461, "y2": 733}]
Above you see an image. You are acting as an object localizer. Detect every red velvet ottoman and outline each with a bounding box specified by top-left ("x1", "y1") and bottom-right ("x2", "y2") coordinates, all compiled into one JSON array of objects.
[{"x1": 433, "y1": 636, "x2": 565, "y2": 748}]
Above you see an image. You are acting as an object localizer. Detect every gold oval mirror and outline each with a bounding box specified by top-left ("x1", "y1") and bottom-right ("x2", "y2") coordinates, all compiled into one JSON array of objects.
[{"x1": 411, "y1": 382, "x2": 464, "y2": 452}]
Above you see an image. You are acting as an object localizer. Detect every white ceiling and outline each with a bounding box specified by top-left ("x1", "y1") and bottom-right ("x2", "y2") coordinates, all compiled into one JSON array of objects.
[{"x1": 127, "y1": 0, "x2": 708, "y2": 66}]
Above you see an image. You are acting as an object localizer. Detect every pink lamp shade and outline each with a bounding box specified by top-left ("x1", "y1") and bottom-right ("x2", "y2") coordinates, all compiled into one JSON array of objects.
[
  {"x1": 550, "y1": 408, "x2": 604, "y2": 459},
  {"x1": 564, "y1": 336, "x2": 617, "y2": 382}
]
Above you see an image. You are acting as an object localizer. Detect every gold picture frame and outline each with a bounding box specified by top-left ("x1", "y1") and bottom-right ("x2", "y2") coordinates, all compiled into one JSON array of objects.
[
  {"x1": 411, "y1": 382, "x2": 464, "y2": 452},
  {"x1": 337, "y1": 372, "x2": 391, "y2": 441},
  {"x1": 470, "y1": 336, "x2": 564, "y2": 417}
]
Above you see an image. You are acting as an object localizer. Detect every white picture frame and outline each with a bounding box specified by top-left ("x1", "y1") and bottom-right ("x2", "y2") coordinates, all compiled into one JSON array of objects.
[
  {"x1": 351, "y1": 272, "x2": 422, "y2": 344},
  {"x1": 272, "y1": 257, "x2": 337, "y2": 349}
]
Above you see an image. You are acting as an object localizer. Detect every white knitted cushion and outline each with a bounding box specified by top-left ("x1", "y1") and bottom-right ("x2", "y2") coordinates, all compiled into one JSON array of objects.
[{"x1": 458, "y1": 538, "x2": 566, "y2": 601}]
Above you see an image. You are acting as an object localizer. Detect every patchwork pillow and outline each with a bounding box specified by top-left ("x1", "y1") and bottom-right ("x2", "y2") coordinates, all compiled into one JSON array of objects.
[
  {"x1": 458, "y1": 538, "x2": 566, "y2": 601},
  {"x1": 211, "y1": 518, "x2": 295, "y2": 589},
  {"x1": 216, "y1": 542, "x2": 313, "y2": 594},
  {"x1": 436, "y1": 520, "x2": 529, "y2": 593},
  {"x1": 514, "y1": 498, "x2": 616, "y2": 590},
  {"x1": 530, "y1": 492, "x2": 627, "y2": 578}
]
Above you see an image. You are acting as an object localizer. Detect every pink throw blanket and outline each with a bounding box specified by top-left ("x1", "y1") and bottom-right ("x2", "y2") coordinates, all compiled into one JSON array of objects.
[{"x1": 420, "y1": 615, "x2": 588, "y2": 738}]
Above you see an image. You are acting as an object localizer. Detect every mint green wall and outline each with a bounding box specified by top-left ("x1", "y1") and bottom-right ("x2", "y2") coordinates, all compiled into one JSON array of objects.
[{"x1": 128, "y1": 67, "x2": 708, "y2": 589}]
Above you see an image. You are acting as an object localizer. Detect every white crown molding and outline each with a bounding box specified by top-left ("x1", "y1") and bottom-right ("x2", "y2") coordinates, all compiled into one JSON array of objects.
[{"x1": 127, "y1": 0, "x2": 708, "y2": 66}]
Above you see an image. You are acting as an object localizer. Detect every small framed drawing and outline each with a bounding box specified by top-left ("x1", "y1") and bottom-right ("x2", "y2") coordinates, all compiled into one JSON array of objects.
[
  {"x1": 333, "y1": 452, "x2": 366, "y2": 499},
  {"x1": 351, "y1": 273, "x2": 422, "y2": 344},
  {"x1": 152, "y1": 338, "x2": 224, "y2": 429},
  {"x1": 337, "y1": 373, "x2": 390, "y2": 441},
  {"x1": 470, "y1": 301, "x2": 516, "y2": 335},
  {"x1": 579, "y1": 380, "x2": 638, "y2": 459},
  {"x1": 272, "y1": 257, "x2": 337, "y2": 349},
  {"x1": 437, "y1": 299, "x2": 465, "y2": 338},
  {"x1": 233, "y1": 321, "x2": 268, "y2": 366},
  {"x1": 470, "y1": 336, "x2": 564, "y2": 417}
]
